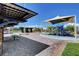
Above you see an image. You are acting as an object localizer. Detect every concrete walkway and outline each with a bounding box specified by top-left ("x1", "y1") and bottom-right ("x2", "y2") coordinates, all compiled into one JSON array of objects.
[
  {"x1": 3, "y1": 36, "x2": 49, "y2": 56},
  {"x1": 21, "y1": 32, "x2": 68, "y2": 56}
]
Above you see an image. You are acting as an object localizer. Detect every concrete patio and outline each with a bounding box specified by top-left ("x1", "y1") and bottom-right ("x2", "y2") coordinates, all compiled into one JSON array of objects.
[
  {"x1": 1, "y1": 32, "x2": 67, "y2": 56},
  {"x1": 20, "y1": 32, "x2": 67, "y2": 56},
  {"x1": 3, "y1": 35, "x2": 49, "y2": 56}
]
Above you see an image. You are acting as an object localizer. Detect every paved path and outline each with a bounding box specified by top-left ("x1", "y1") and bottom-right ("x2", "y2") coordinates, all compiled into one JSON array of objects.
[{"x1": 21, "y1": 32, "x2": 68, "y2": 56}]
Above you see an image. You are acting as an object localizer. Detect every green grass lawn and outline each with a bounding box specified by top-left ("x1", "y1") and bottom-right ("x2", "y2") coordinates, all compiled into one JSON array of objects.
[
  {"x1": 62, "y1": 43, "x2": 79, "y2": 56},
  {"x1": 11, "y1": 30, "x2": 21, "y2": 33}
]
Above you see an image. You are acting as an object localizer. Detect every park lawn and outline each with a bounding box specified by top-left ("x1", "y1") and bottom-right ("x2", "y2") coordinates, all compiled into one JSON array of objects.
[
  {"x1": 11, "y1": 30, "x2": 21, "y2": 33},
  {"x1": 62, "y1": 43, "x2": 79, "y2": 56}
]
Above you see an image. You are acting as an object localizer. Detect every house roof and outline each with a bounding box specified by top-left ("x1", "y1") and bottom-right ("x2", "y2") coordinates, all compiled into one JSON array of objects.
[
  {"x1": 0, "y1": 3, "x2": 37, "y2": 27},
  {"x1": 45, "y1": 16, "x2": 75, "y2": 24}
]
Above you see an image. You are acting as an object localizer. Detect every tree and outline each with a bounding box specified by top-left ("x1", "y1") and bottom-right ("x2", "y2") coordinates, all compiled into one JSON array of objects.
[
  {"x1": 34, "y1": 28, "x2": 42, "y2": 32},
  {"x1": 19, "y1": 27, "x2": 24, "y2": 33},
  {"x1": 64, "y1": 25, "x2": 74, "y2": 32},
  {"x1": 47, "y1": 26, "x2": 54, "y2": 34}
]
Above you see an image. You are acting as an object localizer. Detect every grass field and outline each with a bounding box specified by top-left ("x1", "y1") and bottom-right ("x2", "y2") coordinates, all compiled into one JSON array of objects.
[
  {"x1": 11, "y1": 30, "x2": 21, "y2": 33},
  {"x1": 62, "y1": 43, "x2": 79, "y2": 56}
]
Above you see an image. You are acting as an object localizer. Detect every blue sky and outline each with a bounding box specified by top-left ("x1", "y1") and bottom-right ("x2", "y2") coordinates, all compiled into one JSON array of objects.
[{"x1": 15, "y1": 3, "x2": 79, "y2": 28}]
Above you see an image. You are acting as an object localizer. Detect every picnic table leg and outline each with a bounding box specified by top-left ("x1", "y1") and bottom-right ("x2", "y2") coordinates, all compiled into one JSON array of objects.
[
  {"x1": 12, "y1": 35, "x2": 16, "y2": 40},
  {"x1": 14, "y1": 36, "x2": 16, "y2": 40}
]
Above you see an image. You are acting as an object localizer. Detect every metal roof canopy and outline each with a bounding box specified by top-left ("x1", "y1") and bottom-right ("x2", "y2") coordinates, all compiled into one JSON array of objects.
[
  {"x1": 0, "y1": 3, "x2": 37, "y2": 27},
  {"x1": 45, "y1": 16, "x2": 75, "y2": 24}
]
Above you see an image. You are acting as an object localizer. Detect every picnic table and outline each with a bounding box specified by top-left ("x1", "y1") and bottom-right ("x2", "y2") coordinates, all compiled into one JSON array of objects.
[{"x1": 4, "y1": 33, "x2": 20, "y2": 41}]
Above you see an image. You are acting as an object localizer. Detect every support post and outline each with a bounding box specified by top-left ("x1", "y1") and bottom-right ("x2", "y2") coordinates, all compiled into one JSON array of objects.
[
  {"x1": 0, "y1": 27, "x2": 3, "y2": 55},
  {"x1": 75, "y1": 16, "x2": 77, "y2": 40},
  {"x1": 30, "y1": 28, "x2": 32, "y2": 32}
]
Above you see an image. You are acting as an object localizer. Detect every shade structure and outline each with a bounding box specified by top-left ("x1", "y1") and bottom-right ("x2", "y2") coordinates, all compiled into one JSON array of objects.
[
  {"x1": 0, "y1": 3, "x2": 38, "y2": 55},
  {"x1": 45, "y1": 16, "x2": 75, "y2": 24},
  {"x1": 0, "y1": 3, "x2": 37, "y2": 27}
]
